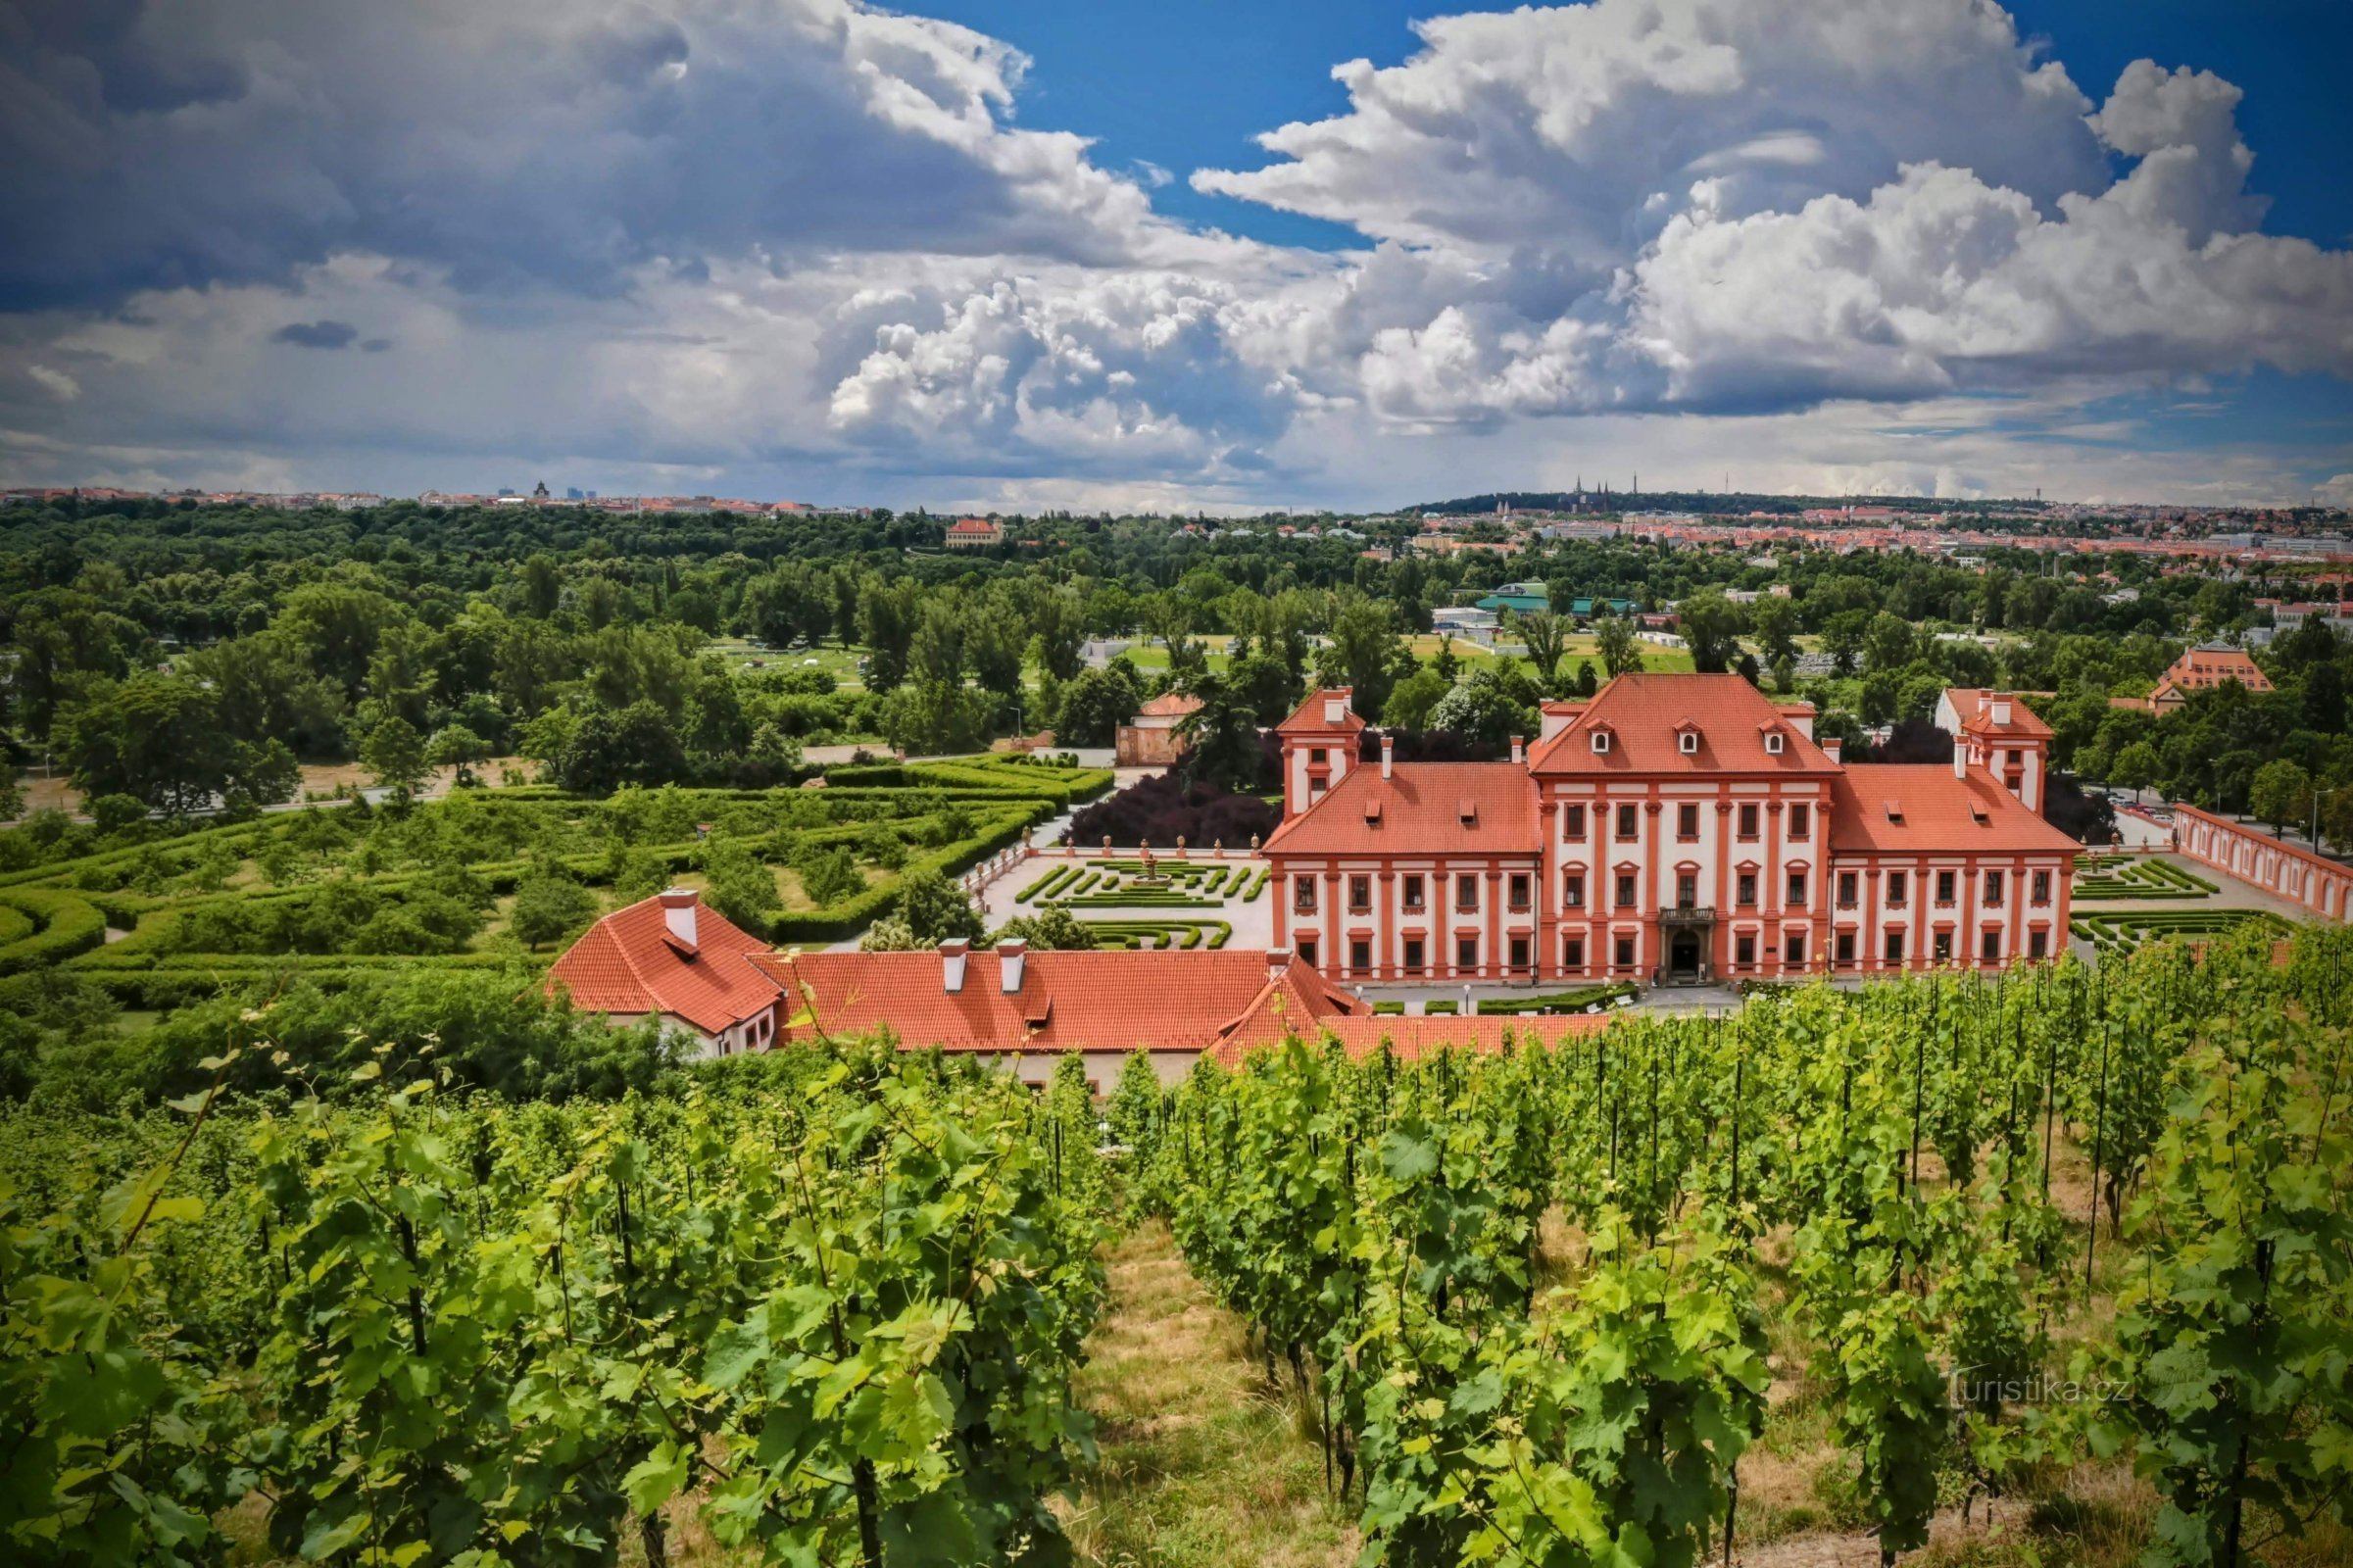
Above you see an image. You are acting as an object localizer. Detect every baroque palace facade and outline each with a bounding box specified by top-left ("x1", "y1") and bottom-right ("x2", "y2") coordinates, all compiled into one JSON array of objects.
[{"x1": 1261, "y1": 673, "x2": 2077, "y2": 986}]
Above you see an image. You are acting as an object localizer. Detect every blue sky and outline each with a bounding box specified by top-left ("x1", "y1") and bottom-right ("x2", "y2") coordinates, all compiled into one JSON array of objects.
[
  {"x1": 922, "y1": 0, "x2": 2353, "y2": 254},
  {"x1": 0, "y1": 0, "x2": 2348, "y2": 511}
]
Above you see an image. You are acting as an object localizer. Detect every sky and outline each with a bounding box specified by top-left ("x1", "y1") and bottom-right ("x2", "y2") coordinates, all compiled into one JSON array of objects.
[{"x1": 1, "y1": 0, "x2": 2349, "y2": 513}]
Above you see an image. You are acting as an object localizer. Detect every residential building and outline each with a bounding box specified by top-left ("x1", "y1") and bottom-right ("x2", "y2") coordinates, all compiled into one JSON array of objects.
[{"x1": 1260, "y1": 676, "x2": 2077, "y2": 987}]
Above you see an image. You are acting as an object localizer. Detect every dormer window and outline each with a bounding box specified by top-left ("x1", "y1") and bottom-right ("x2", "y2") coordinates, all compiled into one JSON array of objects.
[
  {"x1": 1764, "y1": 732, "x2": 1785, "y2": 756},
  {"x1": 1679, "y1": 731, "x2": 1699, "y2": 755},
  {"x1": 1592, "y1": 730, "x2": 1612, "y2": 754}
]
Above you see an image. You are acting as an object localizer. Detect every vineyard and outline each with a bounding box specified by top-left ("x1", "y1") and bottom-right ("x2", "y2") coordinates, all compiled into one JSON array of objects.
[{"x1": 5, "y1": 926, "x2": 2350, "y2": 1566}]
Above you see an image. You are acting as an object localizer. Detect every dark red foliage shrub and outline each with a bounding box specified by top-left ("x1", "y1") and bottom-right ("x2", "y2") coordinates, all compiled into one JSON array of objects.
[{"x1": 1065, "y1": 772, "x2": 1280, "y2": 850}]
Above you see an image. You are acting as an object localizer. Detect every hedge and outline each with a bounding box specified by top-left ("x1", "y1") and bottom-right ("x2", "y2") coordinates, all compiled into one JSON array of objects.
[
  {"x1": 2070, "y1": 907, "x2": 2290, "y2": 956},
  {"x1": 1371, "y1": 1000, "x2": 1405, "y2": 1015},
  {"x1": 1079, "y1": 918, "x2": 1232, "y2": 952},
  {"x1": 1423, "y1": 1000, "x2": 1459, "y2": 1015},
  {"x1": 1476, "y1": 982, "x2": 1639, "y2": 1016},
  {"x1": 765, "y1": 802, "x2": 1044, "y2": 943},
  {"x1": 1242, "y1": 867, "x2": 1270, "y2": 903},
  {"x1": 0, "y1": 887, "x2": 110, "y2": 974}
]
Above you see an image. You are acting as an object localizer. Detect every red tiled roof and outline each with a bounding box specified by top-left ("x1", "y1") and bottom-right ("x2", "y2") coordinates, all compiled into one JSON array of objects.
[
  {"x1": 751, "y1": 949, "x2": 1360, "y2": 1054},
  {"x1": 1133, "y1": 693, "x2": 1204, "y2": 719},
  {"x1": 546, "y1": 894, "x2": 780, "y2": 1033},
  {"x1": 1527, "y1": 673, "x2": 1840, "y2": 776},
  {"x1": 1275, "y1": 688, "x2": 1368, "y2": 736},
  {"x1": 1826, "y1": 766, "x2": 2079, "y2": 856},
  {"x1": 947, "y1": 517, "x2": 1000, "y2": 535},
  {"x1": 1946, "y1": 688, "x2": 2054, "y2": 740},
  {"x1": 1260, "y1": 761, "x2": 1538, "y2": 858}
]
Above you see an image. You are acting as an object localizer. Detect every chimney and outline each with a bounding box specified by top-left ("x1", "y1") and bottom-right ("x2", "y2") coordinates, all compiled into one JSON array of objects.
[
  {"x1": 1952, "y1": 738, "x2": 1969, "y2": 780},
  {"x1": 1991, "y1": 699, "x2": 2012, "y2": 727},
  {"x1": 940, "y1": 938, "x2": 970, "y2": 994},
  {"x1": 658, "y1": 887, "x2": 699, "y2": 948},
  {"x1": 1822, "y1": 738, "x2": 1843, "y2": 763},
  {"x1": 1510, "y1": 734, "x2": 1525, "y2": 764},
  {"x1": 1266, "y1": 946, "x2": 1293, "y2": 980},
  {"x1": 1381, "y1": 734, "x2": 1395, "y2": 780},
  {"x1": 998, "y1": 938, "x2": 1027, "y2": 993}
]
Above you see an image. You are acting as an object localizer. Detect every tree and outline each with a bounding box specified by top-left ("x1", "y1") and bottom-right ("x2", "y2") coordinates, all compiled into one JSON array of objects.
[
  {"x1": 1225, "y1": 651, "x2": 1298, "y2": 725},
  {"x1": 1053, "y1": 663, "x2": 1143, "y2": 747},
  {"x1": 2318, "y1": 783, "x2": 2353, "y2": 857},
  {"x1": 522, "y1": 553, "x2": 563, "y2": 617},
  {"x1": 856, "y1": 576, "x2": 920, "y2": 692},
  {"x1": 1028, "y1": 585, "x2": 1087, "y2": 684},
  {"x1": 509, "y1": 868, "x2": 599, "y2": 949},
  {"x1": 1750, "y1": 595, "x2": 1799, "y2": 666},
  {"x1": 992, "y1": 906, "x2": 1098, "y2": 951},
  {"x1": 1381, "y1": 667, "x2": 1451, "y2": 731},
  {"x1": 2248, "y1": 759, "x2": 2312, "y2": 837},
  {"x1": 426, "y1": 724, "x2": 494, "y2": 789},
  {"x1": 793, "y1": 844, "x2": 864, "y2": 908},
  {"x1": 1675, "y1": 589, "x2": 1745, "y2": 674},
  {"x1": 880, "y1": 681, "x2": 998, "y2": 756},
  {"x1": 858, "y1": 916, "x2": 922, "y2": 952},
  {"x1": 1511, "y1": 611, "x2": 1568, "y2": 691},
  {"x1": 2109, "y1": 741, "x2": 2160, "y2": 802},
  {"x1": 1822, "y1": 611, "x2": 1870, "y2": 676},
  {"x1": 1174, "y1": 676, "x2": 1264, "y2": 792},
  {"x1": 552, "y1": 702, "x2": 686, "y2": 795},
  {"x1": 1593, "y1": 614, "x2": 1643, "y2": 679},
  {"x1": 698, "y1": 839, "x2": 782, "y2": 930},
  {"x1": 1863, "y1": 611, "x2": 1917, "y2": 674},
  {"x1": 895, "y1": 868, "x2": 983, "y2": 946},
  {"x1": 57, "y1": 674, "x2": 298, "y2": 815},
  {"x1": 966, "y1": 610, "x2": 1027, "y2": 700},
  {"x1": 362, "y1": 716, "x2": 432, "y2": 802},
  {"x1": 0, "y1": 758, "x2": 21, "y2": 823},
  {"x1": 1426, "y1": 666, "x2": 1540, "y2": 750},
  {"x1": 1323, "y1": 593, "x2": 1405, "y2": 718}
]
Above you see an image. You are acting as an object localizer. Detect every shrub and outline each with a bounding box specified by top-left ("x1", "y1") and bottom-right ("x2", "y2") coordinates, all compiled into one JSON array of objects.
[{"x1": 1066, "y1": 773, "x2": 1279, "y2": 852}]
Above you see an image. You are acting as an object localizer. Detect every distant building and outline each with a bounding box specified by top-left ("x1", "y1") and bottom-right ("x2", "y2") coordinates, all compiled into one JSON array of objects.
[
  {"x1": 944, "y1": 517, "x2": 1005, "y2": 550},
  {"x1": 1115, "y1": 692, "x2": 1203, "y2": 768},
  {"x1": 2140, "y1": 646, "x2": 2274, "y2": 714}
]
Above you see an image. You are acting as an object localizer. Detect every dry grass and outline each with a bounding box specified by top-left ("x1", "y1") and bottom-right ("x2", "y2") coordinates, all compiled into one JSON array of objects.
[{"x1": 1058, "y1": 1220, "x2": 1358, "y2": 1568}]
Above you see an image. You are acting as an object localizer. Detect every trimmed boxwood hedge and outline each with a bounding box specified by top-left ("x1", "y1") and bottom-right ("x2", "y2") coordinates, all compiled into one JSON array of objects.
[
  {"x1": 0, "y1": 887, "x2": 109, "y2": 974},
  {"x1": 1476, "y1": 982, "x2": 1639, "y2": 1016}
]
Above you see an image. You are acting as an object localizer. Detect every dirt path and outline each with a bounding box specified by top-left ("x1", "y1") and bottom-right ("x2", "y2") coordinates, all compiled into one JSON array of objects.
[{"x1": 1060, "y1": 1220, "x2": 1357, "y2": 1568}]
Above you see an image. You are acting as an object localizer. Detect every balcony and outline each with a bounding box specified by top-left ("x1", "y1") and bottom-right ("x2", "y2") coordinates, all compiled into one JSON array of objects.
[{"x1": 1658, "y1": 905, "x2": 1716, "y2": 926}]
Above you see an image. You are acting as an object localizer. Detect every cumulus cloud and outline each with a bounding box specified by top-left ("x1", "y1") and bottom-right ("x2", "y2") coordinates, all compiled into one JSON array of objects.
[
  {"x1": 1189, "y1": 0, "x2": 2353, "y2": 426},
  {"x1": 0, "y1": 0, "x2": 2346, "y2": 503},
  {"x1": 0, "y1": 0, "x2": 1201, "y2": 310}
]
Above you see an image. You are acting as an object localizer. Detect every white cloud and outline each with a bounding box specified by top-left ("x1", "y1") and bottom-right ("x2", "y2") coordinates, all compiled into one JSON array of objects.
[
  {"x1": 0, "y1": 0, "x2": 2346, "y2": 506},
  {"x1": 24, "y1": 364, "x2": 77, "y2": 401}
]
